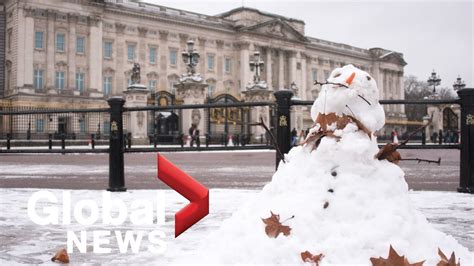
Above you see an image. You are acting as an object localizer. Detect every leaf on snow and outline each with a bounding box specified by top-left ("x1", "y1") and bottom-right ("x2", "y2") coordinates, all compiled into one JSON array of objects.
[
  {"x1": 437, "y1": 248, "x2": 461, "y2": 266},
  {"x1": 51, "y1": 248, "x2": 70, "y2": 264},
  {"x1": 375, "y1": 143, "x2": 402, "y2": 164},
  {"x1": 370, "y1": 245, "x2": 425, "y2": 266},
  {"x1": 261, "y1": 211, "x2": 292, "y2": 238},
  {"x1": 301, "y1": 250, "x2": 324, "y2": 265}
]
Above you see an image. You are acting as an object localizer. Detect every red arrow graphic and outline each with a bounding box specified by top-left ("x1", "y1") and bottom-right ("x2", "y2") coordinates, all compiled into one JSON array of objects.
[{"x1": 157, "y1": 153, "x2": 209, "y2": 237}]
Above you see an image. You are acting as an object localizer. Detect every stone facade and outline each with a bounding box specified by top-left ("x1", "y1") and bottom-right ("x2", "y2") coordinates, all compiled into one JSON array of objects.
[{"x1": 1, "y1": 0, "x2": 407, "y2": 138}]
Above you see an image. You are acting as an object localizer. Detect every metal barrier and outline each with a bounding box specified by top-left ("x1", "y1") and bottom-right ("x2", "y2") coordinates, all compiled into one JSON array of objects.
[
  {"x1": 1, "y1": 89, "x2": 472, "y2": 193},
  {"x1": 274, "y1": 89, "x2": 474, "y2": 193}
]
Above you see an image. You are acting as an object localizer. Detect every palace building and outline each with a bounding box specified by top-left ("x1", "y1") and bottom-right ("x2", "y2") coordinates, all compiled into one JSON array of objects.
[{"x1": 0, "y1": 0, "x2": 407, "y2": 141}]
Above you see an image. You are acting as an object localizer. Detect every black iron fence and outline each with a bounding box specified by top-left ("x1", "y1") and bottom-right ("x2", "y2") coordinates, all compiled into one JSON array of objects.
[{"x1": 0, "y1": 89, "x2": 473, "y2": 193}]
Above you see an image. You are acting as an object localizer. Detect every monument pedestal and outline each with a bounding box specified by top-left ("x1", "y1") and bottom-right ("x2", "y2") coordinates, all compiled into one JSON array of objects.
[
  {"x1": 174, "y1": 74, "x2": 208, "y2": 137},
  {"x1": 243, "y1": 82, "x2": 273, "y2": 143},
  {"x1": 124, "y1": 84, "x2": 150, "y2": 145}
]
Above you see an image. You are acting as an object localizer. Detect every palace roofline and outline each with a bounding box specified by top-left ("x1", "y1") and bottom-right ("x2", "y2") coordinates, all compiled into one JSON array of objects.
[{"x1": 216, "y1": 6, "x2": 305, "y2": 25}]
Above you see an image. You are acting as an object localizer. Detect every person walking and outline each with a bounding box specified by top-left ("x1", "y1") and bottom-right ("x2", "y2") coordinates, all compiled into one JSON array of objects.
[{"x1": 188, "y1": 124, "x2": 197, "y2": 147}]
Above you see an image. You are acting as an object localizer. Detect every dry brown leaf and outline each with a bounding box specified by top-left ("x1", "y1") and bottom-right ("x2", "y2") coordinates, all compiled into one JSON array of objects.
[
  {"x1": 301, "y1": 250, "x2": 324, "y2": 265},
  {"x1": 437, "y1": 248, "x2": 461, "y2": 266},
  {"x1": 51, "y1": 248, "x2": 69, "y2": 264},
  {"x1": 375, "y1": 143, "x2": 402, "y2": 164},
  {"x1": 370, "y1": 245, "x2": 425, "y2": 266},
  {"x1": 261, "y1": 211, "x2": 291, "y2": 238}
]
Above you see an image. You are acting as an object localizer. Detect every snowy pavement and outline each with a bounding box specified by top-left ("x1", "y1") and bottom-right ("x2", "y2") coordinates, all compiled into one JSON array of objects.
[
  {"x1": 0, "y1": 188, "x2": 472, "y2": 265},
  {"x1": 0, "y1": 149, "x2": 462, "y2": 190}
]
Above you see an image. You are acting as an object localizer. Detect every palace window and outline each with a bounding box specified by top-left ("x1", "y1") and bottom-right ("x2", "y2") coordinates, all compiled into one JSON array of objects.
[
  {"x1": 55, "y1": 71, "x2": 65, "y2": 90},
  {"x1": 7, "y1": 29, "x2": 12, "y2": 52},
  {"x1": 324, "y1": 70, "x2": 330, "y2": 79},
  {"x1": 104, "y1": 41, "x2": 113, "y2": 59},
  {"x1": 34, "y1": 70, "x2": 44, "y2": 91},
  {"x1": 76, "y1": 73, "x2": 85, "y2": 93},
  {"x1": 311, "y1": 68, "x2": 318, "y2": 81},
  {"x1": 208, "y1": 84, "x2": 215, "y2": 96},
  {"x1": 104, "y1": 120, "x2": 110, "y2": 135},
  {"x1": 149, "y1": 47, "x2": 157, "y2": 64},
  {"x1": 36, "y1": 119, "x2": 44, "y2": 133},
  {"x1": 224, "y1": 58, "x2": 232, "y2": 73},
  {"x1": 148, "y1": 79, "x2": 157, "y2": 90},
  {"x1": 169, "y1": 50, "x2": 177, "y2": 66},
  {"x1": 56, "y1": 33, "x2": 65, "y2": 52},
  {"x1": 76, "y1": 36, "x2": 85, "y2": 54},
  {"x1": 127, "y1": 44, "x2": 135, "y2": 61},
  {"x1": 103, "y1": 76, "x2": 112, "y2": 96},
  {"x1": 35, "y1": 31, "x2": 44, "y2": 49},
  {"x1": 79, "y1": 118, "x2": 86, "y2": 134},
  {"x1": 207, "y1": 54, "x2": 215, "y2": 70}
]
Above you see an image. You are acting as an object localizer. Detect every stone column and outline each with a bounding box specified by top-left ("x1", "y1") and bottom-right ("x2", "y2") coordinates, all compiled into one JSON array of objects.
[
  {"x1": 198, "y1": 37, "x2": 207, "y2": 75},
  {"x1": 300, "y1": 53, "x2": 307, "y2": 100},
  {"x1": 46, "y1": 10, "x2": 55, "y2": 90},
  {"x1": 67, "y1": 13, "x2": 77, "y2": 91},
  {"x1": 239, "y1": 41, "x2": 250, "y2": 90},
  {"x1": 178, "y1": 33, "x2": 189, "y2": 75},
  {"x1": 175, "y1": 81, "x2": 208, "y2": 136},
  {"x1": 88, "y1": 16, "x2": 103, "y2": 97},
  {"x1": 124, "y1": 84, "x2": 150, "y2": 144},
  {"x1": 398, "y1": 71, "x2": 405, "y2": 114},
  {"x1": 216, "y1": 40, "x2": 224, "y2": 91},
  {"x1": 115, "y1": 23, "x2": 126, "y2": 95},
  {"x1": 158, "y1": 30, "x2": 168, "y2": 90},
  {"x1": 19, "y1": 8, "x2": 34, "y2": 91},
  {"x1": 265, "y1": 47, "x2": 272, "y2": 91},
  {"x1": 288, "y1": 51, "x2": 296, "y2": 86},
  {"x1": 243, "y1": 86, "x2": 272, "y2": 142},
  {"x1": 278, "y1": 49, "x2": 285, "y2": 89}
]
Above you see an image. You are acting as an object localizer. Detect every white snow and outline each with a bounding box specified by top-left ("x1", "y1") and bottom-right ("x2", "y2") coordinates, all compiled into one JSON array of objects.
[{"x1": 0, "y1": 189, "x2": 472, "y2": 265}]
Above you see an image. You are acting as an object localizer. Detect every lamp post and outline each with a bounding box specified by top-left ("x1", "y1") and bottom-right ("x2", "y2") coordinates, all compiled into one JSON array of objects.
[
  {"x1": 452, "y1": 75, "x2": 466, "y2": 91},
  {"x1": 427, "y1": 70, "x2": 441, "y2": 93},
  {"x1": 181, "y1": 40, "x2": 200, "y2": 76},
  {"x1": 249, "y1": 51, "x2": 264, "y2": 83}
]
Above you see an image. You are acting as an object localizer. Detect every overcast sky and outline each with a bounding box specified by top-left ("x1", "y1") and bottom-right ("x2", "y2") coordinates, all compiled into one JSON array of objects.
[{"x1": 144, "y1": 0, "x2": 473, "y2": 89}]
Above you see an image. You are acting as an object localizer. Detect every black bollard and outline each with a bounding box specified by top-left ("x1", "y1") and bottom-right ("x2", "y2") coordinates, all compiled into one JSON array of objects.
[
  {"x1": 127, "y1": 132, "x2": 132, "y2": 149},
  {"x1": 107, "y1": 97, "x2": 126, "y2": 192},
  {"x1": 91, "y1": 134, "x2": 95, "y2": 149},
  {"x1": 6, "y1": 133, "x2": 11, "y2": 150},
  {"x1": 457, "y1": 88, "x2": 474, "y2": 193},
  {"x1": 61, "y1": 133, "x2": 66, "y2": 149},
  {"x1": 274, "y1": 90, "x2": 293, "y2": 168},
  {"x1": 48, "y1": 134, "x2": 52, "y2": 149}
]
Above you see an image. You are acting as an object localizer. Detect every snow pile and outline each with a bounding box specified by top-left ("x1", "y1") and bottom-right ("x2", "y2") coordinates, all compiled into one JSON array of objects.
[{"x1": 186, "y1": 65, "x2": 472, "y2": 265}]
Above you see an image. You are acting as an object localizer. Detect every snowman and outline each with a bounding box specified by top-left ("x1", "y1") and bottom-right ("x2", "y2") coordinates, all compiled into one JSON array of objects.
[{"x1": 185, "y1": 65, "x2": 472, "y2": 265}]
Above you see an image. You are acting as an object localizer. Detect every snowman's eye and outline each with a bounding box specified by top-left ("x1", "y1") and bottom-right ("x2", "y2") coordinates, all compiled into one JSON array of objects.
[
  {"x1": 366, "y1": 76, "x2": 371, "y2": 81},
  {"x1": 333, "y1": 73, "x2": 341, "y2": 78}
]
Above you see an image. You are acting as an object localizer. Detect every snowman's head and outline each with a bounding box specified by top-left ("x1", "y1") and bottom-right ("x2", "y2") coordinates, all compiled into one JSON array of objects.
[{"x1": 311, "y1": 64, "x2": 385, "y2": 131}]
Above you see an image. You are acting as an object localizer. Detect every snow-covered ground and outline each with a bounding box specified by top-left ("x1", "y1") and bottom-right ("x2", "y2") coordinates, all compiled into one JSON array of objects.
[{"x1": 0, "y1": 188, "x2": 472, "y2": 265}]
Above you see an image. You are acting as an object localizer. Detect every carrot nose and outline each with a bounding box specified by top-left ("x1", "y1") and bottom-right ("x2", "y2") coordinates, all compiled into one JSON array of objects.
[{"x1": 345, "y1": 72, "x2": 356, "y2": 86}]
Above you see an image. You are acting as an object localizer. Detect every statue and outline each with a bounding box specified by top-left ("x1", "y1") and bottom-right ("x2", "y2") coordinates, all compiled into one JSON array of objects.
[{"x1": 131, "y1": 63, "x2": 141, "y2": 84}]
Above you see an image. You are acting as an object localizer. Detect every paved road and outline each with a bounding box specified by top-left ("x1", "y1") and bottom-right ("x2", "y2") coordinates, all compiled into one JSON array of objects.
[{"x1": 0, "y1": 149, "x2": 460, "y2": 191}]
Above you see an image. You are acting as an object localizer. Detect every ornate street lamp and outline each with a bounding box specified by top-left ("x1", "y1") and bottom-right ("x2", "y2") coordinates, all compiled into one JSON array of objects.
[
  {"x1": 249, "y1": 51, "x2": 264, "y2": 83},
  {"x1": 181, "y1": 40, "x2": 200, "y2": 75},
  {"x1": 452, "y1": 75, "x2": 466, "y2": 91},
  {"x1": 427, "y1": 70, "x2": 441, "y2": 93}
]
